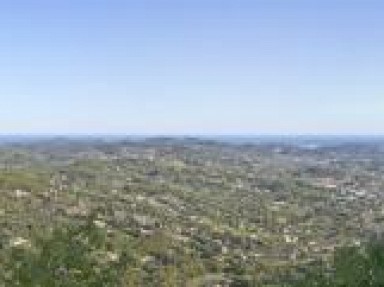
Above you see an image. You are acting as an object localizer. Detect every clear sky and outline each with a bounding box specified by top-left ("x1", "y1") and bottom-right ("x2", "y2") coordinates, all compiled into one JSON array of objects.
[{"x1": 1, "y1": 0, "x2": 383, "y2": 135}]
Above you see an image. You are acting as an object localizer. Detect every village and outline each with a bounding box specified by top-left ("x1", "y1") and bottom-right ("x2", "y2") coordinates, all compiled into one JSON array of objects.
[{"x1": 0, "y1": 137, "x2": 384, "y2": 285}]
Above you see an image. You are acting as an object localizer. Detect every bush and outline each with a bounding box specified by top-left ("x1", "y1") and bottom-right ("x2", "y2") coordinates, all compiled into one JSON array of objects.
[
  {"x1": 1, "y1": 219, "x2": 131, "y2": 286},
  {"x1": 290, "y1": 239, "x2": 384, "y2": 287}
]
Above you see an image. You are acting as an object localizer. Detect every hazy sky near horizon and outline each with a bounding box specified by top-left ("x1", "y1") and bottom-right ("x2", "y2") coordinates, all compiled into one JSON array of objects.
[{"x1": 1, "y1": 0, "x2": 383, "y2": 135}]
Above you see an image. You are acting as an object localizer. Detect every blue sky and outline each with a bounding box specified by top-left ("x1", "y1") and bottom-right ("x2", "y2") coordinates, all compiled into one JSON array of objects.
[{"x1": 0, "y1": 0, "x2": 383, "y2": 135}]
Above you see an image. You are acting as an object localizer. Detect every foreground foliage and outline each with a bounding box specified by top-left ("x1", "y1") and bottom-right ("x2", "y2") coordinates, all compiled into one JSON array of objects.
[
  {"x1": 1, "y1": 219, "x2": 131, "y2": 286},
  {"x1": 290, "y1": 239, "x2": 384, "y2": 287}
]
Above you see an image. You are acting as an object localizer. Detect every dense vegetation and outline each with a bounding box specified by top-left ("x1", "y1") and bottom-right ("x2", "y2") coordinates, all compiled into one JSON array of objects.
[
  {"x1": 0, "y1": 137, "x2": 383, "y2": 286},
  {"x1": 289, "y1": 239, "x2": 384, "y2": 287}
]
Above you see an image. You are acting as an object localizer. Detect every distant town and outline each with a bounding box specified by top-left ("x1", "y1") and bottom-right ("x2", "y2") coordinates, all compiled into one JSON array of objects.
[{"x1": 1, "y1": 136, "x2": 384, "y2": 285}]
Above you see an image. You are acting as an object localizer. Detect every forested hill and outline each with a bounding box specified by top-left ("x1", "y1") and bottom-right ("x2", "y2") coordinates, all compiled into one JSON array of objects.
[{"x1": 0, "y1": 138, "x2": 383, "y2": 286}]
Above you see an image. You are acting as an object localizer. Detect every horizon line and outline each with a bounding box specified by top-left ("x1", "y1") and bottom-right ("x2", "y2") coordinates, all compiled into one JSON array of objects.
[{"x1": 1, "y1": 133, "x2": 384, "y2": 138}]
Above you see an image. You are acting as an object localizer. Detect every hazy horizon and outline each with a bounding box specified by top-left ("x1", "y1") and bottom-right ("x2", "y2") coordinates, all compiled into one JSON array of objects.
[
  {"x1": 1, "y1": 133, "x2": 384, "y2": 138},
  {"x1": 1, "y1": 0, "x2": 383, "y2": 134}
]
